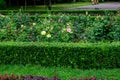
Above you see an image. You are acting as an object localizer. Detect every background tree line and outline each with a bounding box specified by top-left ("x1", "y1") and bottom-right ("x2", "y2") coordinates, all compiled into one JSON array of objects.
[
  {"x1": 1, "y1": 0, "x2": 117, "y2": 9},
  {"x1": 0, "y1": 0, "x2": 88, "y2": 9}
]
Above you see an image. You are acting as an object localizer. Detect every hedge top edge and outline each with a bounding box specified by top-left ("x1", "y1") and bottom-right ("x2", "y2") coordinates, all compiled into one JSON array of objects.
[{"x1": 0, "y1": 42, "x2": 120, "y2": 48}]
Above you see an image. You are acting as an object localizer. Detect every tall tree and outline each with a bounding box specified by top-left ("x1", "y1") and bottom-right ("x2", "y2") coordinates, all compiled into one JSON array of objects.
[
  {"x1": 46, "y1": 0, "x2": 52, "y2": 10},
  {"x1": 0, "y1": 0, "x2": 6, "y2": 9},
  {"x1": 73, "y1": 0, "x2": 76, "y2": 2}
]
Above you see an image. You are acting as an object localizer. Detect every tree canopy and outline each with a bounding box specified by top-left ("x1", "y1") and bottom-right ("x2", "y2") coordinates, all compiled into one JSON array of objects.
[
  {"x1": 4, "y1": 0, "x2": 81, "y2": 6},
  {"x1": 0, "y1": 0, "x2": 6, "y2": 9}
]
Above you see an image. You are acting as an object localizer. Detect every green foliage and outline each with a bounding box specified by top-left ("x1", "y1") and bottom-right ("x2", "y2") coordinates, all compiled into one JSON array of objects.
[
  {"x1": 0, "y1": 65, "x2": 120, "y2": 80},
  {"x1": 0, "y1": 0, "x2": 6, "y2": 9},
  {"x1": 85, "y1": 16, "x2": 120, "y2": 42},
  {"x1": 0, "y1": 42, "x2": 120, "y2": 69},
  {"x1": 0, "y1": 12, "x2": 120, "y2": 42},
  {"x1": 0, "y1": 10, "x2": 117, "y2": 15}
]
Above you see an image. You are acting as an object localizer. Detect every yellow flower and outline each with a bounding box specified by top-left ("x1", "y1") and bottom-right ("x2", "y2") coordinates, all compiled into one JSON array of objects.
[
  {"x1": 41, "y1": 31, "x2": 46, "y2": 35},
  {"x1": 21, "y1": 25, "x2": 25, "y2": 28},
  {"x1": 96, "y1": 16, "x2": 99, "y2": 18},
  {"x1": 46, "y1": 34, "x2": 51, "y2": 38},
  {"x1": 66, "y1": 23, "x2": 70, "y2": 26},
  {"x1": 32, "y1": 23, "x2": 36, "y2": 26},
  {"x1": 86, "y1": 11, "x2": 88, "y2": 15},
  {"x1": 21, "y1": 25, "x2": 24, "y2": 27},
  {"x1": 62, "y1": 28, "x2": 66, "y2": 33},
  {"x1": 96, "y1": 15, "x2": 100, "y2": 19}
]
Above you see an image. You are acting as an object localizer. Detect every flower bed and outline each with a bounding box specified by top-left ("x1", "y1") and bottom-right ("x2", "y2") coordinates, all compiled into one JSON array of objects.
[
  {"x1": 0, "y1": 74, "x2": 112, "y2": 80},
  {"x1": 0, "y1": 12, "x2": 120, "y2": 42}
]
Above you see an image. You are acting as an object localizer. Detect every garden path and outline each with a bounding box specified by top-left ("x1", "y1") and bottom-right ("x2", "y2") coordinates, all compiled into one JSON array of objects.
[{"x1": 68, "y1": 2, "x2": 120, "y2": 10}]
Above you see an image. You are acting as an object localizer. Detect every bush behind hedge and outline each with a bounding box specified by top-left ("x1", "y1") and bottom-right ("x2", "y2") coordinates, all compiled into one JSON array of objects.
[
  {"x1": 0, "y1": 10, "x2": 118, "y2": 15},
  {"x1": 0, "y1": 12, "x2": 120, "y2": 42},
  {"x1": 0, "y1": 42, "x2": 120, "y2": 69}
]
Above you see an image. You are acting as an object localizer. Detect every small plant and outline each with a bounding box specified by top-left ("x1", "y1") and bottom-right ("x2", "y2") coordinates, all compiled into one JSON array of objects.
[
  {"x1": 0, "y1": 74, "x2": 19, "y2": 80},
  {"x1": 0, "y1": 74, "x2": 61, "y2": 80},
  {"x1": 0, "y1": 74, "x2": 114, "y2": 80}
]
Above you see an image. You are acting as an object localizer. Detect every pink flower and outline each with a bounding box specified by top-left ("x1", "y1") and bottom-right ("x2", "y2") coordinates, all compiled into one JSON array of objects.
[
  {"x1": 67, "y1": 27, "x2": 72, "y2": 33},
  {"x1": 90, "y1": 77, "x2": 96, "y2": 80}
]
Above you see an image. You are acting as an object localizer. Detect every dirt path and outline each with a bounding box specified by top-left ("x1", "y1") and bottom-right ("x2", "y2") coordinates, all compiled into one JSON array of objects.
[{"x1": 68, "y1": 2, "x2": 120, "y2": 10}]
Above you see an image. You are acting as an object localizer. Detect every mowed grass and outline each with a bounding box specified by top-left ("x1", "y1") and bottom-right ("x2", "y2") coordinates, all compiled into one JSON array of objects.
[
  {"x1": 0, "y1": 65, "x2": 120, "y2": 80},
  {"x1": 5, "y1": 2, "x2": 91, "y2": 10}
]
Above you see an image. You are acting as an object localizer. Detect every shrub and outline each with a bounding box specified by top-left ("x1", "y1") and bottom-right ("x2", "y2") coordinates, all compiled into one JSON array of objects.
[
  {"x1": 0, "y1": 12, "x2": 120, "y2": 42},
  {"x1": 0, "y1": 42, "x2": 120, "y2": 69},
  {"x1": 0, "y1": 10, "x2": 118, "y2": 15}
]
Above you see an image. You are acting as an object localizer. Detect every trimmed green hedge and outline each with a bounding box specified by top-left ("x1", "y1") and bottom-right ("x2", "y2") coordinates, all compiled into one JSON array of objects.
[
  {"x1": 0, "y1": 10, "x2": 118, "y2": 15},
  {"x1": 0, "y1": 42, "x2": 120, "y2": 69}
]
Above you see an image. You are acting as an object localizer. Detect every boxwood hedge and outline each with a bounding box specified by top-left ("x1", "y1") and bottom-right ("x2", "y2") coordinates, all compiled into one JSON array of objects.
[
  {"x1": 0, "y1": 42, "x2": 120, "y2": 69},
  {"x1": 0, "y1": 10, "x2": 118, "y2": 15}
]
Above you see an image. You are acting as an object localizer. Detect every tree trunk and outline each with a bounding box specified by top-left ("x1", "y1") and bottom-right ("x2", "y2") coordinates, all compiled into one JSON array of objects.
[
  {"x1": 8, "y1": 0, "x2": 11, "y2": 6},
  {"x1": 73, "y1": 0, "x2": 76, "y2": 2},
  {"x1": 25, "y1": 0, "x2": 27, "y2": 10},
  {"x1": 17, "y1": 0, "x2": 19, "y2": 6},
  {"x1": 46, "y1": 0, "x2": 51, "y2": 10},
  {"x1": 44, "y1": 0, "x2": 45, "y2": 5},
  {"x1": 34, "y1": 0, "x2": 36, "y2": 6}
]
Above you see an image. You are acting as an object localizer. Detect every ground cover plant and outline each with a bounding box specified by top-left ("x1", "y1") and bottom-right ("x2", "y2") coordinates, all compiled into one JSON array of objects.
[
  {"x1": 0, "y1": 65, "x2": 120, "y2": 80},
  {"x1": 0, "y1": 74, "x2": 115, "y2": 80},
  {"x1": 0, "y1": 11, "x2": 120, "y2": 42}
]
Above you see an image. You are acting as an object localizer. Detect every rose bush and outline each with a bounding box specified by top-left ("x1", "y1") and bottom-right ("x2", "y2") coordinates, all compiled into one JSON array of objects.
[{"x1": 0, "y1": 12, "x2": 119, "y2": 42}]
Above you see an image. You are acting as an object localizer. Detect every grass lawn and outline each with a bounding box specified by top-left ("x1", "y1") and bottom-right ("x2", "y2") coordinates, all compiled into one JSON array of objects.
[
  {"x1": 0, "y1": 65, "x2": 120, "y2": 80},
  {"x1": 5, "y1": 2, "x2": 91, "y2": 11}
]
